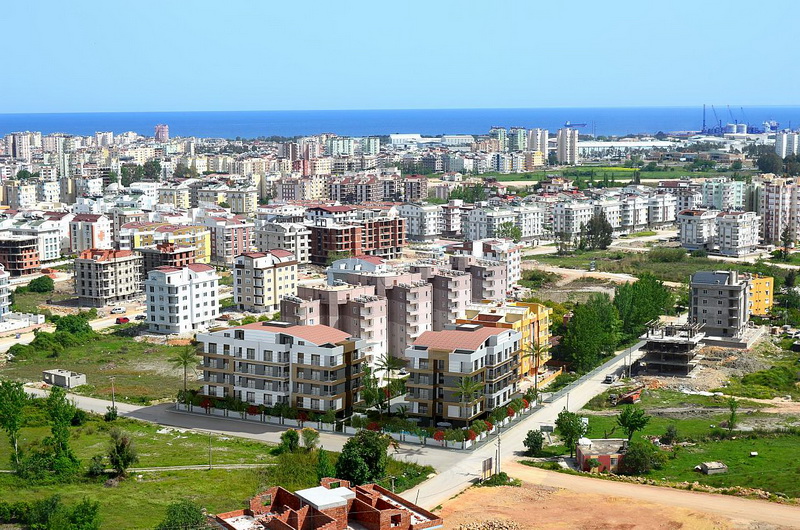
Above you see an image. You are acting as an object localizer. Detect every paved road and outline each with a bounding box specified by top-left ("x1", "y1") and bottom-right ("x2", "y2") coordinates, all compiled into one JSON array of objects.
[{"x1": 504, "y1": 461, "x2": 800, "y2": 528}]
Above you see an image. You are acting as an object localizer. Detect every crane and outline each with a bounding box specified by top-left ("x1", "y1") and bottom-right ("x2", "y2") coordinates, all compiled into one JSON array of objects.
[
  {"x1": 711, "y1": 105, "x2": 722, "y2": 131},
  {"x1": 727, "y1": 105, "x2": 737, "y2": 124}
]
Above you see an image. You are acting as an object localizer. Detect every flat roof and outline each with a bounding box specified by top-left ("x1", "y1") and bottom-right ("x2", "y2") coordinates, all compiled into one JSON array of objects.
[{"x1": 294, "y1": 486, "x2": 353, "y2": 510}]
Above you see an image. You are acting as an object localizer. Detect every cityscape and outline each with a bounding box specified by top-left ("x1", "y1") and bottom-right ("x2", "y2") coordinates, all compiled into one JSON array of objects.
[{"x1": 2, "y1": 1, "x2": 800, "y2": 529}]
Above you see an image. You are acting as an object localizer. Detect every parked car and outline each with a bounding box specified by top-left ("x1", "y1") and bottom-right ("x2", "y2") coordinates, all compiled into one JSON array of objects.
[
  {"x1": 115, "y1": 317, "x2": 130, "y2": 324},
  {"x1": 603, "y1": 373, "x2": 618, "y2": 384},
  {"x1": 134, "y1": 314, "x2": 146, "y2": 321},
  {"x1": 110, "y1": 307, "x2": 126, "y2": 314}
]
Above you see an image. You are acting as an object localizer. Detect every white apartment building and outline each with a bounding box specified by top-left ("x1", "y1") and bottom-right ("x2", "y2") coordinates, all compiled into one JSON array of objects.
[
  {"x1": 397, "y1": 203, "x2": 444, "y2": 241},
  {"x1": 552, "y1": 202, "x2": 594, "y2": 236},
  {"x1": 593, "y1": 200, "x2": 622, "y2": 233},
  {"x1": 620, "y1": 195, "x2": 649, "y2": 232},
  {"x1": 145, "y1": 263, "x2": 220, "y2": 334},
  {"x1": 9, "y1": 219, "x2": 61, "y2": 262},
  {"x1": 197, "y1": 322, "x2": 366, "y2": 416},
  {"x1": 254, "y1": 222, "x2": 311, "y2": 264},
  {"x1": 677, "y1": 209, "x2": 719, "y2": 251},
  {"x1": 776, "y1": 132, "x2": 800, "y2": 158},
  {"x1": 716, "y1": 211, "x2": 760, "y2": 257},
  {"x1": 701, "y1": 178, "x2": 745, "y2": 211},
  {"x1": 405, "y1": 324, "x2": 521, "y2": 424},
  {"x1": 0, "y1": 264, "x2": 10, "y2": 317},
  {"x1": 647, "y1": 193, "x2": 677, "y2": 228},
  {"x1": 233, "y1": 250, "x2": 298, "y2": 313},
  {"x1": 527, "y1": 128, "x2": 549, "y2": 155},
  {"x1": 758, "y1": 178, "x2": 794, "y2": 244},
  {"x1": 452, "y1": 238, "x2": 522, "y2": 284},
  {"x1": 69, "y1": 214, "x2": 113, "y2": 253},
  {"x1": 37, "y1": 180, "x2": 60, "y2": 204},
  {"x1": 556, "y1": 128, "x2": 579, "y2": 165},
  {"x1": 512, "y1": 205, "x2": 544, "y2": 242}
]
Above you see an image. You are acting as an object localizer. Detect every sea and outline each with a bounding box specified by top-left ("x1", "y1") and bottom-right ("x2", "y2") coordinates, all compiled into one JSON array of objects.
[{"x1": 1, "y1": 106, "x2": 800, "y2": 139}]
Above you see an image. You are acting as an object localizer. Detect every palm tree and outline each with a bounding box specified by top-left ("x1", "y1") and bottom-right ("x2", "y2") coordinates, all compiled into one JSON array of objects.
[
  {"x1": 169, "y1": 344, "x2": 199, "y2": 402},
  {"x1": 454, "y1": 376, "x2": 484, "y2": 424},
  {"x1": 521, "y1": 340, "x2": 550, "y2": 397},
  {"x1": 376, "y1": 354, "x2": 406, "y2": 407}
]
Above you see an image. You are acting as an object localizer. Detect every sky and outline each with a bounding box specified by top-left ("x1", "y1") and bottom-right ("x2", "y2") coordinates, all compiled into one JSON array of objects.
[{"x1": 2, "y1": 0, "x2": 798, "y2": 113}]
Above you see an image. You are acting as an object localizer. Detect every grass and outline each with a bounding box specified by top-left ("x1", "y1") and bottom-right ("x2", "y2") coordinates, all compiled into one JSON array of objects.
[
  {"x1": 0, "y1": 329, "x2": 191, "y2": 404},
  {"x1": 622, "y1": 230, "x2": 658, "y2": 238},
  {"x1": 583, "y1": 387, "x2": 762, "y2": 412},
  {"x1": 11, "y1": 290, "x2": 73, "y2": 314}
]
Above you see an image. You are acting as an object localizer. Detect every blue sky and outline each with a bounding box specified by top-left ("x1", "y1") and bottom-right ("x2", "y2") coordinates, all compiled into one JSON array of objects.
[{"x1": 2, "y1": 0, "x2": 796, "y2": 113}]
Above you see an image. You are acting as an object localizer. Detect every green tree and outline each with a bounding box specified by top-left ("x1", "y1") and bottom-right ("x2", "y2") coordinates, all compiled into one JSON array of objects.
[
  {"x1": 620, "y1": 440, "x2": 666, "y2": 475},
  {"x1": 727, "y1": 397, "x2": 739, "y2": 432},
  {"x1": 28, "y1": 275, "x2": 55, "y2": 293},
  {"x1": 613, "y1": 273, "x2": 674, "y2": 342},
  {"x1": 155, "y1": 500, "x2": 210, "y2": 530},
  {"x1": 0, "y1": 381, "x2": 26, "y2": 468},
  {"x1": 616, "y1": 406, "x2": 651, "y2": 441},
  {"x1": 731, "y1": 160, "x2": 743, "y2": 170},
  {"x1": 523, "y1": 429, "x2": 544, "y2": 456},
  {"x1": 54, "y1": 314, "x2": 93, "y2": 335},
  {"x1": 756, "y1": 152, "x2": 783, "y2": 174},
  {"x1": 335, "y1": 430, "x2": 390, "y2": 485},
  {"x1": 555, "y1": 410, "x2": 587, "y2": 458},
  {"x1": 142, "y1": 160, "x2": 162, "y2": 180},
  {"x1": 316, "y1": 448, "x2": 336, "y2": 482},
  {"x1": 361, "y1": 366, "x2": 384, "y2": 413},
  {"x1": 169, "y1": 345, "x2": 198, "y2": 400},
  {"x1": 453, "y1": 376, "x2": 484, "y2": 424},
  {"x1": 786, "y1": 270, "x2": 797, "y2": 288},
  {"x1": 301, "y1": 427, "x2": 320, "y2": 450},
  {"x1": 660, "y1": 424, "x2": 678, "y2": 445},
  {"x1": 495, "y1": 221, "x2": 522, "y2": 242},
  {"x1": 16, "y1": 169, "x2": 33, "y2": 180},
  {"x1": 107, "y1": 428, "x2": 138, "y2": 476},
  {"x1": 561, "y1": 294, "x2": 621, "y2": 372},
  {"x1": 107, "y1": 171, "x2": 118, "y2": 184},
  {"x1": 326, "y1": 250, "x2": 353, "y2": 266},
  {"x1": 46, "y1": 386, "x2": 79, "y2": 476},
  {"x1": 780, "y1": 226, "x2": 793, "y2": 260},
  {"x1": 280, "y1": 429, "x2": 300, "y2": 452},
  {"x1": 172, "y1": 162, "x2": 199, "y2": 179},
  {"x1": 580, "y1": 212, "x2": 613, "y2": 250}
]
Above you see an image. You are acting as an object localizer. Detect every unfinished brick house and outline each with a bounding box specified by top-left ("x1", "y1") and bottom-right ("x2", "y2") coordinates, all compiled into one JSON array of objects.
[{"x1": 213, "y1": 477, "x2": 443, "y2": 530}]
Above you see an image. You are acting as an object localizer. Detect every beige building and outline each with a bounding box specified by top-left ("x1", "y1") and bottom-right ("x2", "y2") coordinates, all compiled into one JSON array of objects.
[
  {"x1": 227, "y1": 188, "x2": 259, "y2": 216},
  {"x1": 74, "y1": 249, "x2": 142, "y2": 307},
  {"x1": 234, "y1": 250, "x2": 298, "y2": 312},
  {"x1": 157, "y1": 187, "x2": 191, "y2": 209},
  {"x1": 254, "y1": 222, "x2": 311, "y2": 264}
]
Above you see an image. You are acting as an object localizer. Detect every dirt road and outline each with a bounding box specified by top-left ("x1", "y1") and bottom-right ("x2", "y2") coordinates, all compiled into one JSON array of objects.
[{"x1": 496, "y1": 461, "x2": 800, "y2": 528}]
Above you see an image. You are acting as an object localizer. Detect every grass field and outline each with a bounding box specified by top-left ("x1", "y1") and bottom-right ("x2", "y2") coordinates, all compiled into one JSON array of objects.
[
  {"x1": 0, "y1": 329, "x2": 191, "y2": 404},
  {"x1": 583, "y1": 387, "x2": 762, "y2": 412},
  {"x1": 11, "y1": 290, "x2": 73, "y2": 313}
]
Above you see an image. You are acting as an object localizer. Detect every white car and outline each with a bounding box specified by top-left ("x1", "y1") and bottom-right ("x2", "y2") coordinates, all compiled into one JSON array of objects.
[{"x1": 110, "y1": 307, "x2": 126, "y2": 314}]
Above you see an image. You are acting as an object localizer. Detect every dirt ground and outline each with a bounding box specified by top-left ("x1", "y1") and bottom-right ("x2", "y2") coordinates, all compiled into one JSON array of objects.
[{"x1": 438, "y1": 462, "x2": 797, "y2": 530}]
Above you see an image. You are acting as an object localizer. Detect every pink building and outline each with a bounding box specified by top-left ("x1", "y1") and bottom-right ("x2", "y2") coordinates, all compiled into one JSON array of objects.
[
  {"x1": 203, "y1": 215, "x2": 254, "y2": 265},
  {"x1": 154, "y1": 124, "x2": 169, "y2": 143}
]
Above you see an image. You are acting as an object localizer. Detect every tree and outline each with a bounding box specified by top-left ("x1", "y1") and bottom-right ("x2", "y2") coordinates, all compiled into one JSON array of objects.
[
  {"x1": 375, "y1": 354, "x2": 405, "y2": 407},
  {"x1": 280, "y1": 429, "x2": 299, "y2": 452},
  {"x1": 107, "y1": 171, "x2": 119, "y2": 184},
  {"x1": 580, "y1": 212, "x2": 614, "y2": 250},
  {"x1": 620, "y1": 440, "x2": 666, "y2": 475},
  {"x1": 28, "y1": 275, "x2": 55, "y2": 293},
  {"x1": 756, "y1": 153, "x2": 783, "y2": 174},
  {"x1": 335, "y1": 430, "x2": 390, "y2": 485},
  {"x1": 523, "y1": 429, "x2": 544, "y2": 456},
  {"x1": 453, "y1": 376, "x2": 484, "y2": 424},
  {"x1": 155, "y1": 500, "x2": 210, "y2": 530},
  {"x1": 142, "y1": 160, "x2": 161, "y2": 180},
  {"x1": 727, "y1": 397, "x2": 739, "y2": 432},
  {"x1": 54, "y1": 314, "x2": 93, "y2": 335},
  {"x1": 326, "y1": 250, "x2": 353, "y2": 266},
  {"x1": 562, "y1": 294, "x2": 621, "y2": 372},
  {"x1": 780, "y1": 226, "x2": 794, "y2": 260},
  {"x1": 361, "y1": 366, "x2": 384, "y2": 414},
  {"x1": 16, "y1": 169, "x2": 32, "y2": 180},
  {"x1": 660, "y1": 424, "x2": 678, "y2": 445},
  {"x1": 169, "y1": 345, "x2": 198, "y2": 400},
  {"x1": 616, "y1": 406, "x2": 651, "y2": 441},
  {"x1": 0, "y1": 381, "x2": 26, "y2": 468},
  {"x1": 731, "y1": 160, "x2": 743, "y2": 170},
  {"x1": 107, "y1": 428, "x2": 138, "y2": 476},
  {"x1": 316, "y1": 448, "x2": 336, "y2": 482},
  {"x1": 495, "y1": 221, "x2": 522, "y2": 242},
  {"x1": 46, "y1": 386, "x2": 79, "y2": 475},
  {"x1": 614, "y1": 273, "x2": 674, "y2": 342},
  {"x1": 786, "y1": 270, "x2": 797, "y2": 288},
  {"x1": 301, "y1": 427, "x2": 320, "y2": 450},
  {"x1": 555, "y1": 410, "x2": 588, "y2": 457}
]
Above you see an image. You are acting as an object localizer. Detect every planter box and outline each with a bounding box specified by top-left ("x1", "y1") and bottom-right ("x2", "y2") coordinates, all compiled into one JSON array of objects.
[
  {"x1": 175, "y1": 403, "x2": 188, "y2": 412},
  {"x1": 246, "y1": 413, "x2": 260, "y2": 421},
  {"x1": 463, "y1": 440, "x2": 474, "y2": 449},
  {"x1": 445, "y1": 441, "x2": 462, "y2": 449}
]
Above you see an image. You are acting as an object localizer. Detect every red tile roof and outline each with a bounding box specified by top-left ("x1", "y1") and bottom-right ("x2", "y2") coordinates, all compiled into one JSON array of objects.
[
  {"x1": 413, "y1": 326, "x2": 507, "y2": 352},
  {"x1": 237, "y1": 322, "x2": 351, "y2": 345},
  {"x1": 268, "y1": 249, "x2": 294, "y2": 258},
  {"x1": 353, "y1": 255, "x2": 385, "y2": 265},
  {"x1": 187, "y1": 263, "x2": 215, "y2": 272}
]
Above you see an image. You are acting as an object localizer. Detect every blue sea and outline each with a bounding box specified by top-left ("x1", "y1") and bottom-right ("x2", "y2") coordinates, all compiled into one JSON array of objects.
[{"x1": 1, "y1": 107, "x2": 800, "y2": 139}]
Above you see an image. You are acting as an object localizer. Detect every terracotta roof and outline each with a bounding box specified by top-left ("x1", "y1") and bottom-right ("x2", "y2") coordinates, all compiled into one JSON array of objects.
[
  {"x1": 72, "y1": 214, "x2": 104, "y2": 222},
  {"x1": 186, "y1": 263, "x2": 215, "y2": 272},
  {"x1": 153, "y1": 266, "x2": 183, "y2": 273},
  {"x1": 237, "y1": 322, "x2": 351, "y2": 345},
  {"x1": 353, "y1": 255, "x2": 384, "y2": 265},
  {"x1": 268, "y1": 249, "x2": 294, "y2": 258},
  {"x1": 311, "y1": 206, "x2": 353, "y2": 213},
  {"x1": 413, "y1": 326, "x2": 507, "y2": 352}
]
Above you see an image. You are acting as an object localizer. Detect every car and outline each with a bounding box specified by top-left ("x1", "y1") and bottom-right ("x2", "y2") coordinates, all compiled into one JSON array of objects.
[
  {"x1": 110, "y1": 307, "x2": 126, "y2": 314},
  {"x1": 115, "y1": 317, "x2": 130, "y2": 324},
  {"x1": 603, "y1": 374, "x2": 618, "y2": 384},
  {"x1": 134, "y1": 314, "x2": 147, "y2": 321}
]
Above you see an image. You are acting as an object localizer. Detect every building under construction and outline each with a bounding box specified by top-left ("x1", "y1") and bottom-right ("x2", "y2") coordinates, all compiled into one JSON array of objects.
[{"x1": 641, "y1": 322, "x2": 705, "y2": 376}]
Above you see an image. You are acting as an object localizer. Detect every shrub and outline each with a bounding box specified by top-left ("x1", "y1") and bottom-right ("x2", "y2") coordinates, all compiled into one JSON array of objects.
[
  {"x1": 28, "y1": 276, "x2": 55, "y2": 293},
  {"x1": 586, "y1": 458, "x2": 602, "y2": 469},
  {"x1": 661, "y1": 424, "x2": 678, "y2": 445},
  {"x1": 107, "y1": 428, "x2": 138, "y2": 476},
  {"x1": 280, "y1": 429, "x2": 300, "y2": 452},
  {"x1": 103, "y1": 406, "x2": 118, "y2": 422},
  {"x1": 71, "y1": 409, "x2": 88, "y2": 426},
  {"x1": 648, "y1": 247, "x2": 687, "y2": 263},
  {"x1": 87, "y1": 455, "x2": 105, "y2": 477},
  {"x1": 301, "y1": 427, "x2": 320, "y2": 450},
  {"x1": 620, "y1": 440, "x2": 667, "y2": 475},
  {"x1": 335, "y1": 430, "x2": 390, "y2": 485},
  {"x1": 433, "y1": 430, "x2": 445, "y2": 442},
  {"x1": 523, "y1": 429, "x2": 544, "y2": 456}
]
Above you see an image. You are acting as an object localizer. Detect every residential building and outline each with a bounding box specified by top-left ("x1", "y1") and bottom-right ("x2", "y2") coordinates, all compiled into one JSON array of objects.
[
  {"x1": 4, "y1": 181, "x2": 37, "y2": 209},
  {"x1": 74, "y1": 249, "x2": 142, "y2": 307},
  {"x1": 701, "y1": 178, "x2": 745, "y2": 211},
  {"x1": 775, "y1": 132, "x2": 800, "y2": 158},
  {"x1": 254, "y1": 222, "x2": 311, "y2": 264},
  {"x1": 308, "y1": 216, "x2": 405, "y2": 265},
  {"x1": 640, "y1": 322, "x2": 705, "y2": 376},
  {"x1": 647, "y1": 193, "x2": 677, "y2": 228},
  {"x1": 0, "y1": 264, "x2": 10, "y2": 317},
  {"x1": 677, "y1": 209, "x2": 718, "y2": 251},
  {"x1": 154, "y1": 124, "x2": 169, "y2": 143},
  {"x1": 213, "y1": 478, "x2": 442, "y2": 530},
  {"x1": 202, "y1": 216, "x2": 255, "y2": 265},
  {"x1": 139, "y1": 242, "x2": 196, "y2": 276},
  {"x1": 119, "y1": 223, "x2": 211, "y2": 263},
  {"x1": 409, "y1": 263, "x2": 471, "y2": 332},
  {"x1": 227, "y1": 188, "x2": 259, "y2": 216},
  {"x1": 620, "y1": 195, "x2": 649, "y2": 232},
  {"x1": 144, "y1": 263, "x2": 219, "y2": 334},
  {"x1": 556, "y1": 128, "x2": 579, "y2": 165},
  {"x1": 748, "y1": 274, "x2": 774, "y2": 317},
  {"x1": 197, "y1": 322, "x2": 367, "y2": 416},
  {"x1": 0, "y1": 236, "x2": 40, "y2": 276},
  {"x1": 157, "y1": 187, "x2": 191, "y2": 209},
  {"x1": 397, "y1": 203, "x2": 443, "y2": 241},
  {"x1": 758, "y1": 177, "x2": 794, "y2": 244},
  {"x1": 234, "y1": 250, "x2": 298, "y2": 312},
  {"x1": 449, "y1": 255, "x2": 507, "y2": 302},
  {"x1": 527, "y1": 128, "x2": 549, "y2": 155},
  {"x1": 451, "y1": 238, "x2": 522, "y2": 284},
  {"x1": 552, "y1": 202, "x2": 593, "y2": 237},
  {"x1": 715, "y1": 211, "x2": 760, "y2": 257},
  {"x1": 576, "y1": 439, "x2": 628, "y2": 473},
  {"x1": 690, "y1": 270, "x2": 749, "y2": 338},
  {"x1": 8, "y1": 219, "x2": 61, "y2": 262},
  {"x1": 405, "y1": 324, "x2": 521, "y2": 425},
  {"x1": 69, "y1": 214, "x2": 112, "y2": 253}
]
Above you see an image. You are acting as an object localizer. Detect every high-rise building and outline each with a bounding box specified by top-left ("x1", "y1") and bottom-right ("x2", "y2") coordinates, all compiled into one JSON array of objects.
[
  {"x1": 233, "y1": 250, "x2": 298, "y2": 312},
  {"x1": 690, "y1": 270, "x2": 749, "y2": 338},
  {"x1": 74, "y1": 249, "x2": 142, "y2": 307},
  {"x1": 556, "y1": 128, "x2": 579, "y2": 165},
  {"x1": 775, "y1": 132, "x2": 800, "y2": 158},
  {"x1": 154, "y1": 124, "x2": 169, "y2": 143},
  {"x1": 527, "y1": 128, "x2": 549, "y2": 156},
  {"x1": 508, "y1": 127, "x2": 527, "y2": 151},
  {"x1": 145, "y1": 264, "x2": 219, "y2": 334},
  {"x1": 489, "y1": 126, "x2": 508, "y2": 151}
]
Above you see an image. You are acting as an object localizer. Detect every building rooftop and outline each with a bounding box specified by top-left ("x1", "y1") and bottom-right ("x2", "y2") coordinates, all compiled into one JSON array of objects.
[
  {"x1": 237, "y1": 322, "x2": 352, "y2": 345},
  {"x1": 413, "y1": 325, "x2": 507, "y2": 352}
]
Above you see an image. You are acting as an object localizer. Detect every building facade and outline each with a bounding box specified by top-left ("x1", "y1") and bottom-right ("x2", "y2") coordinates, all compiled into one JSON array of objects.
[
  {"x1": 234, "y1": 250, "x2": 298, "y2": 312},
  {"x1": 74, "y1": 249, "x2": 142, "y2": 307},
  {"x1": 144, "y1": 263, "x2": 219, "y2": 334}
]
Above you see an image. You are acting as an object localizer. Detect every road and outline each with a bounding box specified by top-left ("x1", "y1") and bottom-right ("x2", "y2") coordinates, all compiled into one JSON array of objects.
[{"x1": 503, "y1": 461, "x2": 800, "y2": 528}]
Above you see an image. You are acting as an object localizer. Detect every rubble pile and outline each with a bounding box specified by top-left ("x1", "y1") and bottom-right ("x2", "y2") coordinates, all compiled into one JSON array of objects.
[{"x1": 455, "y1": 520, "x2": 521, "y2": 530}]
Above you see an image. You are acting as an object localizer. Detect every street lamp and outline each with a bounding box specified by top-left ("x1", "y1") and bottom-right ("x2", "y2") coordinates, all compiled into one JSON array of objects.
[{"x1": 110, "y1": 376, "x2": 116, "y2": 410}]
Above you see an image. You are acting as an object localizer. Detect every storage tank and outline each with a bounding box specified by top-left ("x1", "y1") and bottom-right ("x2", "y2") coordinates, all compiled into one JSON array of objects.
[
  {"x1": 725, "y1": 123, "x2": 737, "y2": 134},
  {"x1": 736, "y1": 123, "x2": 747, "y2": 134}
]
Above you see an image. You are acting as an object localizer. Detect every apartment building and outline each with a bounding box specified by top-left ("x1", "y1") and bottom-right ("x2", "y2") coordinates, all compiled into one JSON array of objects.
[
  {"x1": 677, "y1": 209, "x2": 718, "y2": 251},
  {"x1": 281, "y1": 283, "x2": 387, "y2": 365},
  {"x1": 456, "y1": 301, "x2": 552, "y2": 377},
  {"x1": 4, "y1": 181, "x2": 37, "y2": 209},
  {"x1": 308, "y1": 216, "x2": 405, "y2": 265},
  {"x1": 69, "y1": 214, "x2": 113, "y2": 253},
  {"x1": 620, "y1": 195, "x2": 649, "y2": 232},
  {"x1": 748, "y1": 274, "x2": 774, "y2": 317},
  {"x1": 689, "y1": 270, "x2": 749, "y2": 338},
  {"x1": 8, "y1": 219, "x2": 61, "y2": 262},
  {"x1": 701, "y1": 178, "x2": 745, "y2": 211},
  {"x1": 227, "y1": 188, "x2": 259, "y2": 216},
  {"x1": 254, "y1": 222, "x2": 311, "y2": 264},
  {"x1": 449, "y1": 255, "x2": 507, "y2": 302},
  {"x1": 552, "y1": 202, "x2": 594, "y2": 237},
  {"x1": 197, "y1": 322, "x2": 367, "y2": 416},
  {"x1": 647, "y1": 193, "x2": 677, "y2": 228},
  {"x1": 0, "y1": 264, "x2": 10, "y2": 317},
  {"x1": 556, "y1": 128, "x2": 579, "y2": 165},
  {"x1": 405, "y1": 324, "x2": 521, "y2": 425},
  {"x1": 144, "y1": 263, "x2": 219, "y2": 334},
  {"x1": 451, "y1": 238, "x2": 522, "y2": 284},
  {"x1": 157, "y1": 187, "x2": 191, "y2": 209},
  {"x1": 119, "y1": 222, "x2": 212, "y2": 263},
  {"x1": 397, "y1": 203, "x2": 443, "y2": 241},
  {"x1": 203, "y1": 216, "x2": 255, "y2": 266},
  {"x1": 758, "y1": 177, "x2": 794, "y2": 244},
  {"x1": 0, "y1": 236, "x2": 39, "y2": 277},
  {"x1": 776, "y1": 132, "x2": 800, "y2": 158},
  {"x1": 715, "y1": 211, "x2": 760, "y2": 257},
  {"x1": 74, "y1": 249, "x2": 142, "y2": 307},
  {"x1": 233, "y1": 250, "x2": 298, "y2": 312},
  {"x1": 139, "y1": 242, "x2": 196, "y2": 276}
]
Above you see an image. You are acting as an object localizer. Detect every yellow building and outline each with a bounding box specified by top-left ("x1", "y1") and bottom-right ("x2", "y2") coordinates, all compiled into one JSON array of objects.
[
  {"x1": 456, "y1": 300, "x2": 552, "y2": 377},
  {"x1": 120, "y1": 222, "x2": 212, "y2": 263},
  {"x1": 749, "y1": 274, "x2": 774, "y2": 317}
]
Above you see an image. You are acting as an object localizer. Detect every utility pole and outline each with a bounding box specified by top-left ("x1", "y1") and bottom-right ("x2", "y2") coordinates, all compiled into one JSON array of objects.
[
  {"x1": 208, "y1": 432, "x2": 212, "y2": 470},
  {"x1": 566, "y1": 392, "x2": 570, "y2": 412},
  {"x1": 495, "y1": 432, "x2": 501, "y2": 475},
  {"x1": 110, "y1": 376, "x2": 116, "y2": 410}
]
